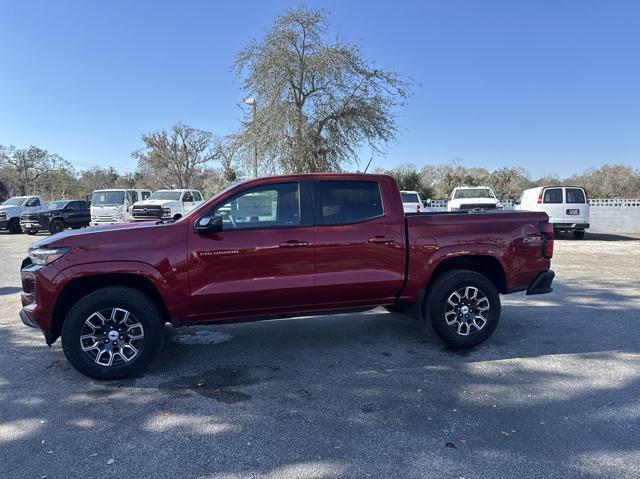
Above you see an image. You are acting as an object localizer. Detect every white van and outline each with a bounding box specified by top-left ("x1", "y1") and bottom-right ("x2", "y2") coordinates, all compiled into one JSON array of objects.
[
  {"x1": 90, "y1": 189, "x2": 151, "y2": 226},
  {"x1": 400, "y1": 190, "x2": 423, "y2": 213},
  {"x1": 515, "y1": 186, "x2": 590, "y2": 239}
]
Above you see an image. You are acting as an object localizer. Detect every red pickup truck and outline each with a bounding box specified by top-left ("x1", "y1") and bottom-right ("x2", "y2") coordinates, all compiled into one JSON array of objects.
[{"x1": 20, "y1": 174, "x2": 554, "y2": 379}]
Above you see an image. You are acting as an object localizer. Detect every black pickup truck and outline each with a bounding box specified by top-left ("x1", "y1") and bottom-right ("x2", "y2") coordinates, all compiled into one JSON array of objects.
[{"x1": 20, "y1": 200, "x2": 90, "y2": 235}]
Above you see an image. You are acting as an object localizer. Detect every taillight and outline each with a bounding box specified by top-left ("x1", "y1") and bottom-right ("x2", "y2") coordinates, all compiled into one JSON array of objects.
[
  {"x1": 539, "y1": 222, "x2": 554, "y2": 259},
  {"x1": 537, "y1": 191, "x2": 543, "y2": 204}
]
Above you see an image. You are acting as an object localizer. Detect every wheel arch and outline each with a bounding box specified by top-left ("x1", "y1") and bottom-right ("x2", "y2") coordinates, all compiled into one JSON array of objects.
[
  {"x1": 51, "y1": 273, "x2": 171, "y2": 342},
  {"x1": 426, "y1": 254, "x2": 508, "y2": 294}
]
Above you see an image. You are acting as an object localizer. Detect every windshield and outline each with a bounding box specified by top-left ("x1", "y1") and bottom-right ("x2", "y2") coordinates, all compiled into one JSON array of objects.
[
  {"x1": 454, "y1": 188, "x2": 496, "y2": 199},
  {"x1": 149, "y1": 191, "x2": 182, "y2": 201},
  {"x1": 46, "y1": 201, "x2": 69, "y2": 211},
  {"x1": 91, "y1": 191, "x2": 125, "y2": 206},
  {"x1": 2, "y1": 197, "x2": 27, "y2": 206},
  {"x1": 401, "y1": 193, "x2": 420, "y2": 203}
]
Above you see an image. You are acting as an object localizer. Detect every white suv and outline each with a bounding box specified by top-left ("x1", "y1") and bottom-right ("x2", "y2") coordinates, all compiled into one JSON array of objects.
[
  {"x1": 130, "y1": 189, "x2": 204, "y2": 222},
  {"x1": 515, "y1": 186, "x2": 590, "y2": 239}
]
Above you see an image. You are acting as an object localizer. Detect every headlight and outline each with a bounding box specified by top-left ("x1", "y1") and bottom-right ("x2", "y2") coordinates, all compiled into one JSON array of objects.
[
  {"x1": 29, "y1": 247, "x2": 70, "y2": 266},
  {"x1": 162, "y1": 207, "x2": 172, "y2": 216}
]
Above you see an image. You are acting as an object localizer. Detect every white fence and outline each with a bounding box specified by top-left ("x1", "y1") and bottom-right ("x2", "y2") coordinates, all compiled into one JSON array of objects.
[{"x1": 422, "y1": 199, "x2": 640, "y2": 233}]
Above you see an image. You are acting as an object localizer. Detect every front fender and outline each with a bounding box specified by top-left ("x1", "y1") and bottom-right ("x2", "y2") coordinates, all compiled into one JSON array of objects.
[{"x1": 53, "y1": 260, "x2": 185, "y2": 320}]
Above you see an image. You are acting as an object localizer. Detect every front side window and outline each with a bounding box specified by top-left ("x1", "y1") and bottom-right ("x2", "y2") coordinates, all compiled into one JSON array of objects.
[
  {"x1": 319, "y1": 181, "x2": 383, "y2": 226},
  {"x1": 543, "y1": 188, "x2": 563, "y2": 204},
  {"x1": 25, "y1": 197, "x2": 41, "y2": 207},
  {"x1": 213, "y1": 182, "x2": 300, "y2": 230},
  {"x1": 566, "y1": 188, "x2": 586, "y2": 204},
  {"x1": 183, "y1": 192, "x2": 194, "y2": 202},
  {"x1": 141, "y1": 191, "x2": 151, "y2": 200}
]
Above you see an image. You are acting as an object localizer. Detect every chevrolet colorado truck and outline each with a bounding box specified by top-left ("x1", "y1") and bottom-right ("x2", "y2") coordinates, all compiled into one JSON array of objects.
[{"x1": 19, "y1": 174, "x2": 555, "y2": 379}]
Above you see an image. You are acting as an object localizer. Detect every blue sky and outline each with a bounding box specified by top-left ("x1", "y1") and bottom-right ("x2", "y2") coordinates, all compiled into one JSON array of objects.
[{"x1": 1, "y1": 0, "x2": 638, "y2": 177}]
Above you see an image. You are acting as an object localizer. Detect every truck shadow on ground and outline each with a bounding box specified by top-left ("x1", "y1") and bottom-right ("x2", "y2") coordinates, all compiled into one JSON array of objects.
[
  {"x1": 555, "y1": 231, "x2": 640, "y2": 241},
  {"x1": 2, "y1": 279, "x2": 640, "y2": 478}
]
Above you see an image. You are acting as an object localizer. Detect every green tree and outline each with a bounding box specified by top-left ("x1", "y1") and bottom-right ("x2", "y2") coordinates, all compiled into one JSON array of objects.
[{"x1": 234, "y1": 5, "x2": 411, "y2": 174}]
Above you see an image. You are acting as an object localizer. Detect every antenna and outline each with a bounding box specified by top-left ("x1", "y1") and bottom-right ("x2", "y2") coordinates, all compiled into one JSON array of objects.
[{"x1": 363, "y1": 157, "x2": 373, "y2": 173}]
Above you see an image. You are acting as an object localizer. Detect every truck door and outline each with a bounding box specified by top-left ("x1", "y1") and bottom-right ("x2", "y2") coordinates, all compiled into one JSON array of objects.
[
  {"x1": 541, "y1": 188, "x2": 564, "y2": 224},
  {"x1": 188, "y1": 181, "x2": 316, "y2": 320},
  {"x1": 313, "y1": 179, "x2": 405, "y2": 307}
]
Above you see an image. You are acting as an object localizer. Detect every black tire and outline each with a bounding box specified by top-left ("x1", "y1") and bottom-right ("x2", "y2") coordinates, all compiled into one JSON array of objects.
[
  {"x1": 61, "y1": 287, "x2": 165, "y2": 380},
  {"x1": 8, "y1": 218, "x2": 22, "y2": 234},
  {"x1": 49, "y1": 219, "x2": 65, "y2": 234},
  {"x1": 27, "y1": 229, "x2": 38, "y2": 235},
  {"x1": 173, "y1": 214, "x2": 182, "y2": 221},
  {"x1": 424, "y1": 269, "x2": 501, "y2": 349},
  {"x1": 573, "y1": 230, "x2": 585, "y2": 239}
]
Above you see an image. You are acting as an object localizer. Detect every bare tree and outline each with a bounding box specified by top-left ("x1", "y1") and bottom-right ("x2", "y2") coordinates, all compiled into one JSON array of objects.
[
  {"x1": 234, "y1": 5, "x2": 411, "y2": 173},
  {"x1": 132, "y1": 123, "x2": 217, "y2": 189},
  {"x1": 0, "y1": 144, "x2": 68, "y2": 195}
]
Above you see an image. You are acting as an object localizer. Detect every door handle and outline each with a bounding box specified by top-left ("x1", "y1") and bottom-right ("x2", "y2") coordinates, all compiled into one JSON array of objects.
[
  {"x1": 368, "y1": 236, "x2": 395, "y2": 244},
  {"x1": 279, "y1": 240, "x2": 309, "y2": 248}
]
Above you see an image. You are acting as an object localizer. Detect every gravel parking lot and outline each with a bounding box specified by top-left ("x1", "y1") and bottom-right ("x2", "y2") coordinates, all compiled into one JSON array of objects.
[{"x1": 1, "y1": 231, "x2": 639, "y2": 478}]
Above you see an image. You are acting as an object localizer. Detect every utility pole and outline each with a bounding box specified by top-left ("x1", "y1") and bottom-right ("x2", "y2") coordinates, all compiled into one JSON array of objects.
[{"x1": 244, "y1": 97, "x2": 258, "y2": 177}]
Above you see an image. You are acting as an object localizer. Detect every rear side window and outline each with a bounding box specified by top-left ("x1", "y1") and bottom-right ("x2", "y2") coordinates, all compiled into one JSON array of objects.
[
  {"x1": 192, "y1": 191, "x2": 203, "y2": 202},
  {"x1": 566, "y1": 188, "x2": 586, "y2": 204},
  {"x1": 543, "y1": 188, "x2": 563, "y2": 204},
  {"x1": 318, "y1": 181, "x2": 383, "y2": 225}
]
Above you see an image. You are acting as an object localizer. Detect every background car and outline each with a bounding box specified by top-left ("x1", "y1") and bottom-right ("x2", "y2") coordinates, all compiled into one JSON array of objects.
[
  {"x1": 20, "y1": 199, "x2": 91, "y2": 235},
  {"x1": 515, "y1": 186, "x2": 590, "y2": 239},
  {"x1": 0, "y1": 196, "x2": 44, "y2": 234},
  {"x1": 447, "y1": 187, "x2": 499, "y2": 212},
  {"x1": 400, "y1": 190, "x2": 423, "y2": 213}
]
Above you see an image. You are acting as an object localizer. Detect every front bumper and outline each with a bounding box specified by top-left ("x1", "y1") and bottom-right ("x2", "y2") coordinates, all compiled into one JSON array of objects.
[{"x1": 526, "y1": 270, "x2": 555, "y2": 295}]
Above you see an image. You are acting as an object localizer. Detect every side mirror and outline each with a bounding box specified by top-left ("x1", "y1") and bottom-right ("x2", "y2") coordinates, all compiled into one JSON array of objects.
[{"x1": 195, "y1": 215, "x2": 223, "y2": 234}]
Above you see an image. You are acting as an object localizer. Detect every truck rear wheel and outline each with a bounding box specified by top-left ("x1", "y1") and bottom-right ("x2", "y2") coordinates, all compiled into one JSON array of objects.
[
  {"x1": 61, "y1": 287, "x2": 165, "y2": 380},
  {"x1": 424, "y1": 269, "x2": 501, "y2": 349}
]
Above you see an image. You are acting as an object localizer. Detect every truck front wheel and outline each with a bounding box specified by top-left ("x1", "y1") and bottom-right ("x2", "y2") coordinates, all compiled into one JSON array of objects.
[
  {"x1": 49, "y1": 219, "x2": 65, "y2": 234},
  {"x1": 424, "y1": 269, "x2": 501, "y2": 349},
  {"x1": 61, "y1": 287, "x2": 165, "y2": 380},
  {"x1": 8, "y1": 218, "x2": 22, "y2": 234}
]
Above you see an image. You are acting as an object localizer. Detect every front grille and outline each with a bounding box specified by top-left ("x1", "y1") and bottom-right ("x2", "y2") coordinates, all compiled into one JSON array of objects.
[
  {"x1": 0, "y1": 212, "x2": 6, "y2": 220},
  {"x1": 132, "y1": 205, "x2": 163, "y2": 220},
  {"x1": 460, "y1": 203, "x2": 497, "y2": 211}
]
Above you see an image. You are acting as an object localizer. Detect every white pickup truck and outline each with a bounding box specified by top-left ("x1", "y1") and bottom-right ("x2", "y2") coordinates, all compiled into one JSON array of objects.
[
  {"x1": 130, "y1": 189, "x2": 204, "y2": 222},
  {"x1": 0, "y1": 195, "x2": 45, "y2": 233},
  {"x1": 447, "y1": 187, "x2": 500, "y2": 212}
]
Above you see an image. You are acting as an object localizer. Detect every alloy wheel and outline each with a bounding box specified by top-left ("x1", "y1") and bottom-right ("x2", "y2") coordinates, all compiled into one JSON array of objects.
[
  {"x1": 79, "y1": 308, "x2": 145, "y2": 367},
  {"x1": 444, "y1": 286, "x2": 491, "y2": 336}
]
